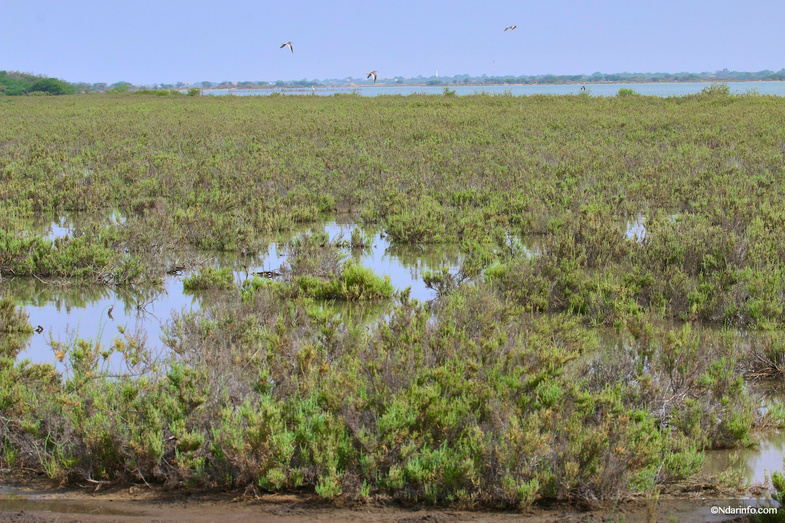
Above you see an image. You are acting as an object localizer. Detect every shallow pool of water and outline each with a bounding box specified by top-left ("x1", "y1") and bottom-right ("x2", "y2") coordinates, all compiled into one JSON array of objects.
[
  {"x1": 3, "y1": 221, "x2": 463, "y2": 370},
  {"x1": 24, "y1": 209, "x2": 127, "y2": 241},
  {"x1": 703, "y1": 431, "x2": 785, "y2": 488}
]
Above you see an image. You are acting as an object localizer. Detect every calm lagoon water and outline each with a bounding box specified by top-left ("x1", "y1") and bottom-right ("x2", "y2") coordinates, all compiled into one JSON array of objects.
[{"x1": 200, "y1": 81, "x2": 785, "y2": 98}]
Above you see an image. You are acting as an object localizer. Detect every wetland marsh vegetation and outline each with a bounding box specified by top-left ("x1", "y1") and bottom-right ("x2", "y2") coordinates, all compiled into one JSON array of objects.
[{"x1": 2, "y1": 88, "x2": 785, "y2": 508}]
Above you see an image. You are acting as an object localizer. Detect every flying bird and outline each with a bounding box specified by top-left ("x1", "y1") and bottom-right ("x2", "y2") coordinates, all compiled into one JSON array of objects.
[
  {"x1": 280, "y1": 42, "x2": 293, "y2": 53},
  {"x1": 367, "y1": 70, "x2": 378, "y2": 83},
  {"x1": 504, "y1": 25, "x2": 517, "y2": 31},
  {"x1": 35, "y1": 325, "x2": 43, "y2": 334}
]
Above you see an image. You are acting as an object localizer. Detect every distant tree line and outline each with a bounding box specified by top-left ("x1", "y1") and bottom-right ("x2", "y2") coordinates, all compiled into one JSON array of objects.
[
  {"x1": 0, "y1": 71, "x2": 79, "y2": 95},
  {"x1": 194, "y1": 79, "x2": 320, "y2": 89}
]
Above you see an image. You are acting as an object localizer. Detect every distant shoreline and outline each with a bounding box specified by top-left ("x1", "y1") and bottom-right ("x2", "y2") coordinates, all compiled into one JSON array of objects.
[{"x1": 198, "y1": 79, "x2": 784, "y2": 91}]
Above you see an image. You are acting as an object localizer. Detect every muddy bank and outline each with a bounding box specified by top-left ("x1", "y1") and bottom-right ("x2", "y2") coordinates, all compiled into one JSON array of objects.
[{"x1": 0, "y1": 478, "x2": 758, "y2": 523}]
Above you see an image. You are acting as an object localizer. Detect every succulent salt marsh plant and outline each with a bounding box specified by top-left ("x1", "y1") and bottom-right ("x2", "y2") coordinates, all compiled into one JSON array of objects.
[
  {"x1": 1, "y1": 89, "x2": 785, "y2": 506},
  {"x1": 182, "y1": 266, "x2": 235, "y2": 291},
  {"x1": 0, "y1": 274, "x2": 770, "y2": 504}
]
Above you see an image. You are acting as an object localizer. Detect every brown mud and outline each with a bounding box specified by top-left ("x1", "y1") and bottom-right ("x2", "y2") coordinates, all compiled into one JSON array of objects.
[{"x1": 0, "y1": 474, "x2": 758, "y2": 523}]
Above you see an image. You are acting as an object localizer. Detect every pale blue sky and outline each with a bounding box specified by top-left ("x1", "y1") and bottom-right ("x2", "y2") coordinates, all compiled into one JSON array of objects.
[{"x1": 1, "y1": 0, "x2": 783, "y2": 85}]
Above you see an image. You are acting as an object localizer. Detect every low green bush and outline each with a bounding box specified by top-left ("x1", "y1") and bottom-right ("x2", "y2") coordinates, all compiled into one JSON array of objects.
[
  {"x1": 182, "y1": 266, "x2": 234, "y2": 291},
  {"x1": 296, "y1": 260, "x2": 393, "y2": 300},
  {"x1": 616, "y1": 88, "x2": 640, "y2": 97}
]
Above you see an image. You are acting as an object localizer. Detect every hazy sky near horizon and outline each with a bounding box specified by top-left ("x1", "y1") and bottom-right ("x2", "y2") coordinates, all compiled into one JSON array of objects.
[{"x1": 1, "y1": 0, "x2": 783, "y2": 85}]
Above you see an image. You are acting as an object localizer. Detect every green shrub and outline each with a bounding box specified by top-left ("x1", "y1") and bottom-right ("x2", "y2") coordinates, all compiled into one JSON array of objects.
[
  {"x1": 700, "y1": 82, "x2": 731, "y2": 96},
  {"x1": 29, "y1": 78, "x2": 76, "y2": 95},
  {"x1": 297, "y1": 260, "x2": 393, "y2": 300},
  {"x1": 133, "y1": 89, "x2": 178, "y2": 96},
  {"x1": 616, "y1": 88, "x2": 640, "y2": 97},
  {"x1": 183, "y1": 266, "x2": 235, "y2": 291}
]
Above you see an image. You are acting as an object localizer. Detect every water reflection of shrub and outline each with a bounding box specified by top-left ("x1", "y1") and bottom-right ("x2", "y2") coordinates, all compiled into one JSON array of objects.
[
  {"x1": 0, "y1": 296, "x2": 33, "y2": 358},
  {"x1": 2, "y1": 276, "x2": 162, "y2": 320},
  {"x1": 283, "y1": 232, "x2": 344, "y2": 279}
]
